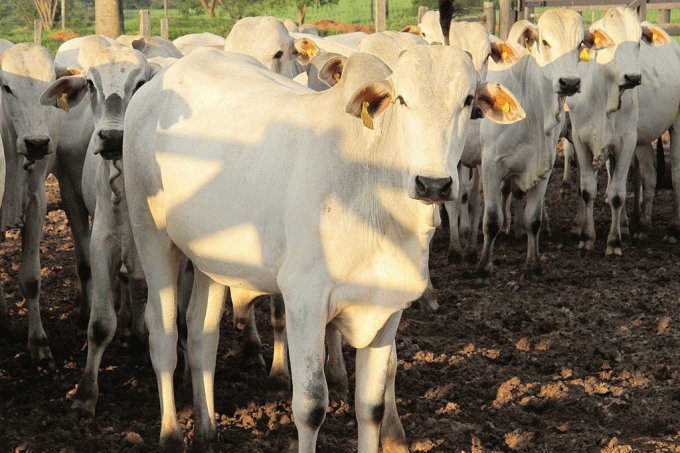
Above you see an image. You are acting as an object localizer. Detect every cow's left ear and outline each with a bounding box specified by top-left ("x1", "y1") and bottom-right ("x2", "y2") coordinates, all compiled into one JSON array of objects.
[
  {"x1": 642, "y1": 25, "x2": 671, "y2": 46},
  {"x1": 292, "y1": 38, "x2": 319, "y2": 65},
  {"x1": 490, "y1": 41, "x2": 520, "y2": 64},
  {"x1": 476, "y1": 81, "x2": 525, "y2": 124},
  {"x1": 400, "y1": 25, "x2": 422, "y2": 36},
  {"x1": 345, "y1": 80, "x2": 394, "y2": 130},
  {"x1": 40, "y1": 75, "x2": 89, "y2": 112},
  {"x1": 318, "y1": 55, "x2": 346, "y2": 88},
  {"x1": 583, "y1": 28, "x2": 614, "y2": 50}
]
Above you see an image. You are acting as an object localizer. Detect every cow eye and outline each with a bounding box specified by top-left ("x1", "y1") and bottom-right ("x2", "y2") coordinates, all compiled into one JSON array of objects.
[
  {"x1": 87, "y1": 79, "x2": 95, "y2": 90},
  {"x1": 396, "y1": 95, "x2": 407, "y2": 106},
  {"x1": 464, "y1": 94, "x2": 475, "y2": 107},
  {"x1": 1, "y1": 84, "x2": 11, "y2": 95},
  {"x1": 542, "y1": 39, "x2": 551, "y2": 48},
  {"x1": 274, "y1": 50, "x2": 283, "y2": 59},
  {"x1": 134, "y1": 80, "x2": 145, "y2": 92}
]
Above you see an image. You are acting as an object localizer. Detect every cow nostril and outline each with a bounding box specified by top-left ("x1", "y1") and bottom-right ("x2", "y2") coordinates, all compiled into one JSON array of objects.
[
  {"x1": 24, "y1": 137, "x2": 50, "y2": 157},
  {"x1": 415, "y1": 175, "x2": 429, "y2": 198},
  {"x1": 624, "y1": 74, "x2": 641, "y2": 88},
  {"x1": 559, "y1": 77, "x2": 581, "y2": 94},
  {"x1": 440, "y1": 177, "x2": 453, "y2": 198},
  {"x1": 414, "y1": 176, "x2": 454, "y2": 202}
]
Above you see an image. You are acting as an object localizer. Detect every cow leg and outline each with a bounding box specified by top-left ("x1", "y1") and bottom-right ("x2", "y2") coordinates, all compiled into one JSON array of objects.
[
  {"x1": 446, "y1": 164, "x2": 468, "y2": 264},
  {"x1": 511, "y1": 183, "x2": 526, "y2": 240},
  {"x1": 573, "y1": 140, "x2": 597, "y2": 253},
  {"x1": 477, "y1": 163, "x2": 504, "y2": 278},
  {"x1": 69, "y1": 205, "x2": 120, "y2": 419},
  {"x1": 21, "y1": 172, "x2": 53, "y2": 368},
  {"x1": 605, "y1": 137, "x2": 636, "y2": 257},
  {"x1": 187, "y1": 269, "x2": 226, "y2": 453},
  {"x1": 524, "y1": 175, "x2": 550, "y2": 279},
  {"x1": 325, "y1": 323, "x2": 348, "y2": 402},
  {"x1": 269, "y1": 293, "x2": 290, "y2": 393},
  {"x1": 55, "y1": 152, "x2": 92, "y2": 329},
  {"x1": 561, "y1": 139, "x2": 575, "y2": 197},
  {"x1": 355, "y1": 311, "x2": 402, "y2": 453},
  {"x1": 463, "y1": 166, "x2": 482, "y2": 264},
  {"x1": 634, "y1": 144, "x2": 656, "y2": 238},
  {"x1": 379, "y1": 339, "x2": 408, "y2": 453},
  {"x1": 177, "y1": 256, "x2": 194, "y2": 391},
  {"x1": 500, "y1": 179, "x2": 512, "y2": 235},
  {"x1": 667, "y1": 123, "x2": 680, "y2": 243},
  {"x1": 283, "y1": 283, "x2": 330, "y2": 453},
  {"x1": 230, "y1": 288, "x2": 266, "y2": 372},
  {"x1": 0, "y1": 285, "x2": 14, "y2": 341}
]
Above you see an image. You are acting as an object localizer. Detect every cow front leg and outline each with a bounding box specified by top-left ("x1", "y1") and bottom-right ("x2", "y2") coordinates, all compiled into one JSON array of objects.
[
  {"x1": 379, "y1": 338, "x2": 408, "y2": 453},
  {"x1": 524, "y1": 176, "x2": 550, "y2": 279},
  {"x1": 574, "y1": 141, "x2": 597, "y2": 254},
  {"x1": 477, "y1": 163, "x2": 504, "y2": 278},
  {"x1": 187, "y1": 269, "x2": 226, "y2": 453},
  {"x1": 605, "y1": 138, "x2": 636, "y2": 256},
  {"x1": 325, "y1": 323, "x2": 348, "y2": 403},
  {"x1": 356, "y1": 311, "x2": 402, "y2": 453},
  {"x1": 269, "y1": 293, "x2": 290, "y2": 393},
  {"x1": 20, "y1": 177, "x2": 53, "y2": 368},
  {"x1": 70, "y1": 213, "x2": 119, "y2": 419},
  {"x1": 463, "y1": 166, "x2": 482, "y2": 264}
]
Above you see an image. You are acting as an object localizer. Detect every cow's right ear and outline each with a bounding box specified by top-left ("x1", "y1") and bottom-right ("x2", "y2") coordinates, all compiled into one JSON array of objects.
[
  {"x1": 583, "y1": 29, "x2": 614, "y2": 50},
  {"x1": 345, "y1": 80, "x2": 394, "y2": 130},
  {"x1": 318, "y1": 55, "x2": 346, "y2": 88},
  {"x1": 292, "y1": 38, "x2": 319, "y2": 65},
  {"x1": 490, "y1": 41, "x2": 520, "y2": 64},
  {"x1": 40, "y1": 76, "x2": 89, "y2": 112},
  {"x1": 476, "y1": 81, "x2": 525, "y2": 124},
  {"x1": 400, "y1": 25, "x2": 422, "y2": 36},
  {"x1": 518, "y1": 24, "x2": 538, "y2": 48}
]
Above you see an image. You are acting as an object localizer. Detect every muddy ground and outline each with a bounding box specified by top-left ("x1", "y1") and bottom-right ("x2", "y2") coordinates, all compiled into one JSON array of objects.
[{"x1": 1, "y1": 150, "x2": 680, "y2": 453}]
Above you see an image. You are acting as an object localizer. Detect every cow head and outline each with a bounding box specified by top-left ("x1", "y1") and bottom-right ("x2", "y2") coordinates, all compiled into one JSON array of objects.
[
  {"x1": 516, "y1": 8, "x2": 585, "y2": 96},
  {"x1": 401, "y1": 10, "x2": 446, "y2": 45},
  {"x1": 341, "y1": 47, "x2": 524, "y2": 205},
  {"x1": 0, "y1": 43, "x2": 60, "y2": 163},
  {"x1": 224, "y1": 16, "x2": 319, "y2": 79},
  {"x1": 41, "y1": 41, "x2": 157, "y2": 161}
]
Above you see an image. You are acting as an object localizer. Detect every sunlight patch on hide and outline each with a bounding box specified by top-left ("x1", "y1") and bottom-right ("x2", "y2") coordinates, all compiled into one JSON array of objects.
[
  {"x1": 156, "y1": 151, "x2": 224, "y2": 210},
  {"x1": 188, "y1": 223, "x2": 263, "y2": 268}
]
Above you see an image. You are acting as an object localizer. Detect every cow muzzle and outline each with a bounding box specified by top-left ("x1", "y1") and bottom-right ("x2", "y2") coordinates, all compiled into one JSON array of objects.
[
  {"x1": 557, "y1": 77, "x2": 581, "y2": 95},
  {"x1": 413, "y1": 176, "x2": 454, "y2": 204},
  {"x1": 96, "y1": 129, "x2": 124, "y2": 161},
  {"x1": 21, "y1": 136, "x2": 51, "y2": 161}
]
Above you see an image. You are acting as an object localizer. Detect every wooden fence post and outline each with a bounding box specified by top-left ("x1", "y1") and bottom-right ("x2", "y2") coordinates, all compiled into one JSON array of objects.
[
  {"x1": 638, "y1": 0, "x2": 647, "y2": 21},
  {"x1": 161, "y1": 18, "x2": 168, "y2": 40},
  {"x1": 484, "y1": 2, "x2": 496, "y2": 35},
  {"x1": 140, "y1": 10, "x2": 151, "y2": 37},
  {"x1": 34, "y1": 20, "x2": 42, "y2": 45},
  {"x1": 659, "y1": 9, "x2": 671, "y2": 23},
  {"x1": 498, "y1": 0, "x2": 516, "y2": 40},
  {"x1": 375, "y1": 0, "x2": 387, "y2": 32}
]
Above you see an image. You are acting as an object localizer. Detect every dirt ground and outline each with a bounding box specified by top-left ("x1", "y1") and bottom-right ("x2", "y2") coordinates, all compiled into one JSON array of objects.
[{"x1": 2, "y1": 148, "x2": 680, "y2": 453}]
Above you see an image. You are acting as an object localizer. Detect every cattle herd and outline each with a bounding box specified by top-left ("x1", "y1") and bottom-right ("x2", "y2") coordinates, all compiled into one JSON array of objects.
[{"x1": 0, "y1": 6, "x2": 679, "y2": 453}]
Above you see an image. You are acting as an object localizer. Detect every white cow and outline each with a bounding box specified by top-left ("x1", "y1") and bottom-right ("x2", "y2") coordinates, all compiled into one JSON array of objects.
[
  {"x1": 172, "y1": 32, "x2": 226, "y2": 55},
  {"x1": 0, "y1": 44, "x2": 64, "y2": 366},
  {"x1": 566, "y1": 8, "x2": 648, "y2": 256},
  {"x1": 41, "y1": 37, "x2": 161, "y2": 417},
  {"x1": 323, "y1": 31, "x2": 368, "y2": 49},
  {"x1": 477, "y1": 9, "x2": 586, "y2": 278},
  {"x1": 401, "y1": 10, "x2": 446, "y2": 45},
  {"x1": 627, "y1": 23, "x2": 680, "y2": 241},
  {"x1": 122, "y1": 47, "x2": 523, "y2": 452},
  {"x1": 224, "y1": 16, "x2": 319, "y2": 78}
]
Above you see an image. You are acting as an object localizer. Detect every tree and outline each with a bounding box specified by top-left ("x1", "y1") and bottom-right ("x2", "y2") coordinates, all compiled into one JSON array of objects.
[
  {"x1": 95, "y1": 0, "x2": 123, "y2": 37},
  {"x1": 32, "y1": 0, "x2": 58, "y2": 31},
  {"x1": 200, "y1": 0, "x2": 217, "y2": 18},
  {"x1": 291, "y1": 0, "x2": 338, "y2": 25}
]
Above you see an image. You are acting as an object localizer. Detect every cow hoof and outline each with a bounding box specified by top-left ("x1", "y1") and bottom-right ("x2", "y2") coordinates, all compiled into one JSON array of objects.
[
  {"x1": 68, "y1": 404, "x2": 95, "y2": 421},
  {"x1": 266, "y1": 372, "x2": 291, "y2": 397},
  {"x1": 447, "y1": 251, "x2": 463, "y2": 265},
  {"x1": 605, "y1": 246, "x2": 622, "y2": 257},
  {"x1": 381, "y1": 437, "x2": 410, "y2": 453},
  {"x1": 663, "y1": 234, "x2": 678, "y2": 244}
]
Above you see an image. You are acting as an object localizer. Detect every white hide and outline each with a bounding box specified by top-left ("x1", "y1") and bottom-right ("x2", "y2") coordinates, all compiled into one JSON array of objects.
[
  {"x1": 172, "y1": 32, "x2": 226, "y2": 55},
  {"x1": 122, "y1": 47, "x2": 523, "y2": 453}
]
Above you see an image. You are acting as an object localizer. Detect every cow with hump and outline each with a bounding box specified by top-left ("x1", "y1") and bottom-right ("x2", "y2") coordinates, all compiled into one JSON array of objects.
[{"x1": 122, "y1": 46, "x2": 524, "y2": 452}]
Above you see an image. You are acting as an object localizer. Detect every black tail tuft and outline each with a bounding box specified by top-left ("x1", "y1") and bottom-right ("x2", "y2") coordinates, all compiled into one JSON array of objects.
[{"x1": 438, "y1": 0, "x2": 454, "y2": 45}]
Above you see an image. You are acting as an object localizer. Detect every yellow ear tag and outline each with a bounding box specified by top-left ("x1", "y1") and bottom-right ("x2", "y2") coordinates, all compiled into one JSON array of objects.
[
  {"x1": 580, "y1": 47, "x2": 590, "y2": 62},
  {"x1": 307, "y1": 48, "x2": 313, "y2": 58},
  {"x1": 334, "y1": 72, "x2": 340, "y2": 82},
  {"x1": 361, "y1": 101, "x2": 374, "y2": 130},
  {"x1": 653, "y1": 32, "x2": 658, "y2": 42},
  {"x1": 502, "y1": 102, "x2": 510, "y2": 114},
  {"x1": 501, "y1": 51, "x2": 508, "y2": 60},
  {"x1": 57, "y1": 93, "x2": 69, "y2": 113},
  {"x1": 594, "y1": 36, "x2": 601, "y2": 45}
]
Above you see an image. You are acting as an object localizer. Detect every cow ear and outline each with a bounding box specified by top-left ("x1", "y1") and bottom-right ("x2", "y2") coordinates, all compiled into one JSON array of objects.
[
  {"x1": 40, "y1": 76, "x2": 89, "y2": 111},
  {"x1": 400, "y1": 25, "x2": 422, "y2": 36},
  {"x1": 55, "y1": 66, "x2": 81, "y2": 79},
  {"x1": 518, "y1": 24, "x2": 538, "y2": 49},
  {"x1": 293, "y1": 38, "x2": 319, "y2": 65},
  {"x1": 583, "y1": 29, "x2": 614, "y2": 50},
  {"x1": 318, "y1": 55, "x2": 346, "y2": 88},
  {"x1": 642, "y1": 25, "x2": 671, "y2": 46},
  {"x1": 345, "y1": 80, "x2": 394, "y2": 129},
  {"x1": 476, "y1": 81, "x2": 525, "y2": 124},
  {"x1": 490, "y1": 41, "x2": 520, "y2": 64}
]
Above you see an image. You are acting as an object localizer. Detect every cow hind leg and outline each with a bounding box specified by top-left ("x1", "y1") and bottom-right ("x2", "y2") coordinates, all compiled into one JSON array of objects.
[
  {"x1": 325, "y1": 323, "x2": 348, "y2": 403},
  {"x1": 268, "y1": 293, "x2": 291, "y2": 394},
  {"x1": 523, "y1": 177, "x2": 550, "y2": 279},
  {"x1": 230, "y1": 288, "x2": 266, "y2": 373},
  {"x1": 187, "y1": 270, "x2": 226, "y2": 453},
  {"x1": 667, "y1": 124, "x2": 680, "y2": 243},
  {"x1": 379, "y1": 340, "x2": 408, "y2": 453},
  {"x1": 477, "y1": 166, "x2": 504, "y2": 278}
]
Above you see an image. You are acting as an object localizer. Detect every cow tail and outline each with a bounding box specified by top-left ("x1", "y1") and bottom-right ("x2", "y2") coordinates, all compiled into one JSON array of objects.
[{"x1": 438, "y1": 0, "x2": 454, "y2": 45}]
